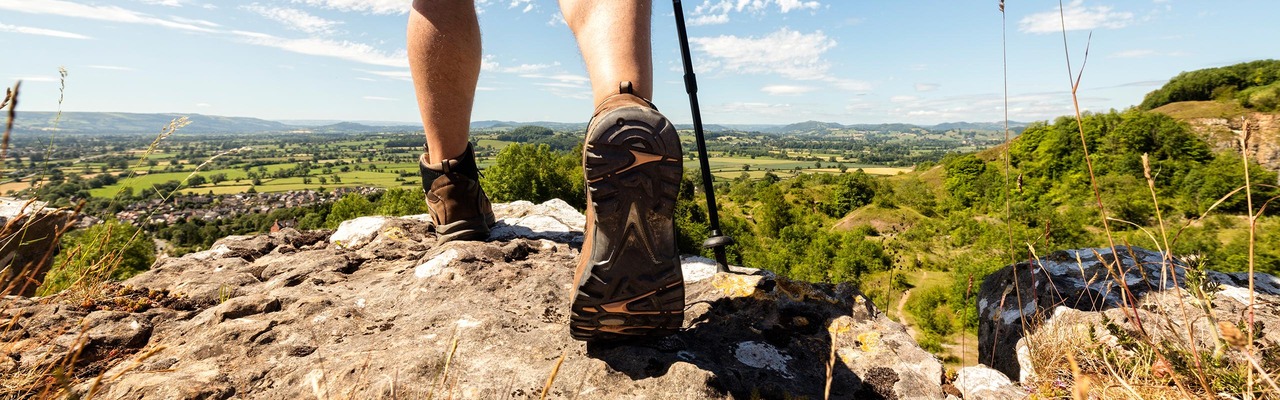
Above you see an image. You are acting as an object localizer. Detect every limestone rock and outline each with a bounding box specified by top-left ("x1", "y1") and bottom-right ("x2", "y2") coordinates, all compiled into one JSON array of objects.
[
  {"x1": 1184, "y1": 112, "x2": 1280, "y2": 172},
  {"x1": 0, "y1": 197, "x2": 75, "y2": 296},
  {"x1": 953, "y1": 364, "x2": 1025, "y2": 400},
  {"x1": 977, "y1": 246, "x2": 1280, "y2": 381},
  {"x1": 3, "y1": 200, "x2": 943, "y2": 399}
]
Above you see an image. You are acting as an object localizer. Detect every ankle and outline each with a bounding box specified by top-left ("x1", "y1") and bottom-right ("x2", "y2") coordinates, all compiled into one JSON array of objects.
[{"x1": 421, "y1": 143, "x2": 480, "y2": 182}]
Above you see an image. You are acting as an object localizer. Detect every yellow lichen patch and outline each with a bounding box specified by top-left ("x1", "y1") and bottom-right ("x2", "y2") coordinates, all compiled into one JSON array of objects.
[
  {"x1": 827, "y1": 315, "x2": 855, "y2": 336},
  {"x1": 858, "y1": 331, "x2": 881, "y2": 353},
  {"x1": 711, "y1": 273, "x2": 763, "y2": 298},
  {"x1": 380, "y1": 226, "x2": 407, "y2": 241}
]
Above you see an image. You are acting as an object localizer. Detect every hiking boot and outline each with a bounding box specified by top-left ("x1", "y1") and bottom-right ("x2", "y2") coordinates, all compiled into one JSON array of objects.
[
  {"x1": 420, "y1": 143, "x2": 495, "y2": 244},
  {"x1": 570, "y1": 82, "x2": 685, "y2": 341}
]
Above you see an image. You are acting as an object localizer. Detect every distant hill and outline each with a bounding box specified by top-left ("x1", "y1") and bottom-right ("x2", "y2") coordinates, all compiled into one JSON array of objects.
[
  {"x1": 1139, "y1": 59, "x2": 1280, "y2": 111},
  {"x1": 300, "y1": 122, "x2": 418, "y2": 133},
  {"x1": 929, "y1": 121, "x2": 1027, "y2": 133},
  {"x1": 469, "y1": 120, "x2": 586, "y2": 132},
  {"x1": 767, "y1": 120, "x2": 847, "y2": 134},
  {"x1": 10, "y1": 112, "x2": 292, "y2": 134},
  {"x1": 9, "y1": 111, "x2": 1023, "y2": 136}
]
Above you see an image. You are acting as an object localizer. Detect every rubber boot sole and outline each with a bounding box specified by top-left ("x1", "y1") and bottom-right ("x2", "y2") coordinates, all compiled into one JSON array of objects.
[{"x1": 571, "y1": 106, "x2": 684, "y2": 341}]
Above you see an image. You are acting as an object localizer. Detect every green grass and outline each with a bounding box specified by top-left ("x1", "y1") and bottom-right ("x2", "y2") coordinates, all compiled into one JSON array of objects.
[{"x1": 476, "y1": 139, "x2": 514, "y2": 151}]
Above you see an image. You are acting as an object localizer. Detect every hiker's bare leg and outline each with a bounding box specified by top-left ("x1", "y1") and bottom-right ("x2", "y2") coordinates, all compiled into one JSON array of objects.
[
  {"x1": 558, "y1": 0, "x2": 653, "y2": 104},
  {"x1": 408, "y1": 0, "x2": 481, "y2": 163}
]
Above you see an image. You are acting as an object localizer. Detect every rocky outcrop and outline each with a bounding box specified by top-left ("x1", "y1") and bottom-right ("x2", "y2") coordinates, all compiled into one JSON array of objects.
[
  {"x1": 1185, "y1": 112, "x2": 1280, "y2": 172},
  {"x1": 3, "y1": 199, "x2": 943, "y2": 399},
  {"x1": 0, "y1": 197, "x2": 74, "y2": 296},
  {"x1": 977, "y1": 246, "x2": 1280, "y2": 381}
]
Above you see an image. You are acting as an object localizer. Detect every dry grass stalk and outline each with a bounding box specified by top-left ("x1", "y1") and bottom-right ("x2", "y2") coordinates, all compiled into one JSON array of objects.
[
  {"x1": 824, "y1": 334, "x2": 835, "y2": 400},
  {"x1": 2, "y1": 81, "x2": 17, "y2": 166},
  {"x1": 427, "y1": 333, "x2": 460, "y2": 400},
  {"x1": 539, "y1": 350, "x2": 567, "y2": 400}
]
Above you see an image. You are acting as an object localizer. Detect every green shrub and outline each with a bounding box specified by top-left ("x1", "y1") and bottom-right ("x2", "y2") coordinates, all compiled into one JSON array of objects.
[{"x1": 38, "y1": 219, "x2": 156, "y2": 296}]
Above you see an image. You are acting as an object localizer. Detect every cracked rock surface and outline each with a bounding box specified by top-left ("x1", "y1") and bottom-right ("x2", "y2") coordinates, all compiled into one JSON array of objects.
[
  {"x1": 3, "y1": 200, "x2": 943, "y2": 399},
  {"x1": 977, "y1": 246, "x2": 1280, "y2": 381}
]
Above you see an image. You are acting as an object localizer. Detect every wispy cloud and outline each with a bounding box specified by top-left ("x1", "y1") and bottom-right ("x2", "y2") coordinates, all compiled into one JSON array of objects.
[
  {"x1": 915, "y1": 83, "x2": 940, "y2": 92},
  {"x1": 714, "y1": 102, "x2": 797, "y2": 118},
  {"x1": 1109, "y1": 49, "x2": 1188, "y2": 58},
  {"x1": 1019, "y1": 0, "x2": 1133, "y2": 34},
  {"x1": 520, "y1": 73, "x2": 590, "y2": 99},
  {"x1": 762, "y1": 85, "x2": 817, "y2": 96},
  {"x1": 508, "y1": 0, "x2": 535, "y2": 13},
  {"x1": 691, "y1": 28, "x2": 834, "y2": 80},
  {"x1": 290, "y1": 0, "x2": 406, "y2": 15},
  {"x1": 692, "y1": 28, "x2": 870, "y2": 94},
  {"x1": 0, "y1": 23, "x2": 91, "y2": 39},
  {"x1": 87, "y1": 65, "x2": 135, "y2": 71},
  {"x1": 232, "y1": 30, "x2": 407, "y2": 68},
  {"x1": 139, "y1": 0, "x2": 186, "y2": 6},
  {"x1": 358, "y1": 69, "x2": 412, "y2": 80},
  {"x1": 690, "y1": 0, "x2": 821, "y2": 26},
  {"x1": 243, "y1": 4, "x2": 342, "y2": 35},
  {"x1": 0, "y1": 0, "x2": 218, "y2": 33},
  {"x1": 481, "y1": 56, "x2": 559, "y2": 74},
  {"x1": 882, "y1": 91, "x2": 1111, "y2": 123},
  {"x1": 547, "y1": 13, "x2": 566, "y2": 26},
  {"x1": 169, "y1": 15, "x2": 220, "y2": 27}
]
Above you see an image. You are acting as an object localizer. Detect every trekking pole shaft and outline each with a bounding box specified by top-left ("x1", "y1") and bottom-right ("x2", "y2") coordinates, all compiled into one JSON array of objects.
[{"x1": 672, "y1": 0, "x2": 730, "y2": 271}]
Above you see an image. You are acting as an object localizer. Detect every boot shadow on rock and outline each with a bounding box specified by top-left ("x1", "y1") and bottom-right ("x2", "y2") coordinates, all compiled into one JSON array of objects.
[{"x1": 588, "y1": 267, "x2": 942, "y2": 400}]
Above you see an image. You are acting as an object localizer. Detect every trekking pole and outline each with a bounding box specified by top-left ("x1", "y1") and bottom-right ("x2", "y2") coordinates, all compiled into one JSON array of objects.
[{"x1": 672, "y1": 0, "x2": 734, "y2": 273}]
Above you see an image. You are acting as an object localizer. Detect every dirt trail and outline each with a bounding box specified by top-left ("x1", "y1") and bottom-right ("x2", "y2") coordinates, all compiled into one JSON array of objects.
[
  {"x1": 895, "y1": 288, "x2": 916, "y2": 340},
  {"x1": 893, "y1": 270, "x2": 978, "y2": 366}
]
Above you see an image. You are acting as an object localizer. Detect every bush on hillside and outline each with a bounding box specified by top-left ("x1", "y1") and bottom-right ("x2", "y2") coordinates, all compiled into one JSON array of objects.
[
  {"x1": 1139, "y1": 59, "x2": 1280, "y2": 110},
  {"x1": 480, "y1": 143, "x2": 585, "y2": 209},
  {"x1": 38, "y1": 219, "x2": 156, "y2": 296}
]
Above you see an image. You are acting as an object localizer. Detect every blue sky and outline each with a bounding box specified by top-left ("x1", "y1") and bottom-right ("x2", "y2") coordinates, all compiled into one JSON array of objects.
[{"x1": 2, "y1": 0, "x2": 1278, "y2": 126}]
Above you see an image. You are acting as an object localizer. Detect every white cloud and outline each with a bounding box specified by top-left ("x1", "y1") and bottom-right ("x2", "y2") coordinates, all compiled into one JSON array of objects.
[
  {"x1": 290, "y1": 0, "x2": 406, "y2": 15},
  {"x1": 87, "y1": 65, "x2": 135, "y2": 71},
  {"x1": 716, "y1": 102, "x2": 796, "y2": 117},
  {"x1": 195, "y1": 102, "x2": 211, "y2": 107},
  {"x1": 825, "y1": 78, "x2": 871, "y2": 92},
  {"x1": 1109, "y1": 49, "x2": 1187, "y2": 58},
  {"x1": 0, "y1": 0, "x2": 218, "y2": 33},
  {"x1": 691, "y1": 28, "x2": 834, "y2": 80},
  {"x1": 243, "y1": 4, "x2": 342, "y2": 35},
  {"x1": 169, "y1": 16, "x2": 219, "y2": 27},
  {"x1": 358, "y1": 69, "x2": 412, "y2": 80},
  {"x1": 1019, "y1": 0, "x2": 1133, "y2": 34},
  {"x1": 762, "y1": 85, "x2": 816, "y2": 96},
  {"x1": 915, "y1": 83, "x2": 940, "y2": 92},
  {"x1": 689, "y1": 14, "x2": 729, "y2": 26},
  {"x1": 232, "y1": 30, "x2": 407, "y2": 68},
  {"x1": 507, "y1": 0, "x2": 534, "y2": 13},
  {"x1": 138, "y1": 0, "x2": 185, "y2": 6},
  {"x1": 482, "y1": 55, "x2": 559, "y2": 74},
  {"x1": 0, "y1": 23, "x2": 91, "y2": 39},
  {"x1": 362, "y1": 96, "x2": 396, "y2": 101},
  {"x1": 879, "y1": 91, "x2": 1112, "y2": 124},
  {"x1": 690, "y1": 0, "x2": 820, "y2": 26},
  {"x1": 547, "y1": 13, "x2": 566, "y2": 26}
]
